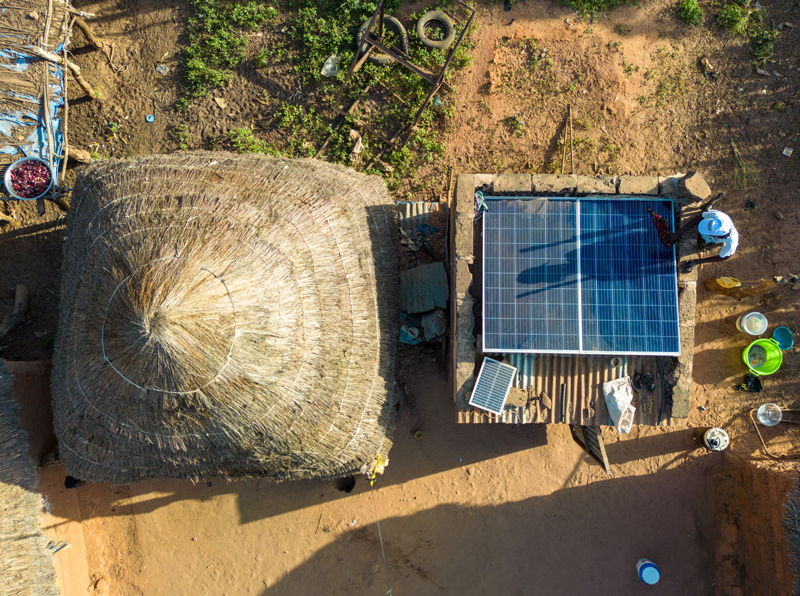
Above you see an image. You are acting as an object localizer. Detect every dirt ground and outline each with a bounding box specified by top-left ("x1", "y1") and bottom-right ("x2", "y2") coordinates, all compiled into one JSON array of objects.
[{"x1": 3, "y1": 0, "x2": 800, "y2": 593}]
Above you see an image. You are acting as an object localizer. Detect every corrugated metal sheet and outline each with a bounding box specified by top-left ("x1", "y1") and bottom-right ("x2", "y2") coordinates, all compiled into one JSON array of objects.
[
  {"x1": 396, "y1": 201, "x2": 439, "y2": 230},
  {"x1": 457, "y1": 354, "x2": 675, "y2": 427},
  {"x1": 399, "y1": 262, "x2": 448, "y2": 314}
]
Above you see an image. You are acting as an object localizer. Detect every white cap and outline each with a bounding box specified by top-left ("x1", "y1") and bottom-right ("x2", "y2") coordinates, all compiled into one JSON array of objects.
[{"x1": 698, "y1": 211, "x2": 734, "y2": 237}]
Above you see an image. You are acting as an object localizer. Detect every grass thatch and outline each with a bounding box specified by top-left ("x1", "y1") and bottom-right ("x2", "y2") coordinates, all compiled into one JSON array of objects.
[
  {"x1": 0, "y1": 361, "x2": 59, "y2": 596},
  {"x1": 784, "y1": 477, "x2": 800, "y2": 596},
  {"x1": 52, "y1": 153, "x2": 399, "y2": 484}
]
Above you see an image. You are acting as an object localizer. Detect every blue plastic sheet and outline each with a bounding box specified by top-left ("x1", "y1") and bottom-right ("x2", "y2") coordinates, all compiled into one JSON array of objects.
[{"x1": 0, "y1": 46, "x2": 66, "y2": 197}]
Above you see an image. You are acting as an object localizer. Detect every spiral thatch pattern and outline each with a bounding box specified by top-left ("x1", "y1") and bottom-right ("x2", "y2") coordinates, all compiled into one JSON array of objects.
[
  {"x1": 0, "y1": 361, "x2": 59, "y2": 596},
  {"x1": 52, "y1": 153, "x2": 399, "y2": 484}
]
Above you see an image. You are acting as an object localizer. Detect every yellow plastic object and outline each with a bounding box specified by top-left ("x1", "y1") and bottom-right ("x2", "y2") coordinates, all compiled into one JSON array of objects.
[{"x1": 717, "y1": 277, "x2": 741, "y2": 288}]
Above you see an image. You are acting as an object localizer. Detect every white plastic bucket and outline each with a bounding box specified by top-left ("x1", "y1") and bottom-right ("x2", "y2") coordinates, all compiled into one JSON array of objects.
[
  {"x1": 636, "y1": 558, "x2": 660, "y2": 585},
  {"x1": 736, "y1": 312, "x2": 767, "y2": 336}
]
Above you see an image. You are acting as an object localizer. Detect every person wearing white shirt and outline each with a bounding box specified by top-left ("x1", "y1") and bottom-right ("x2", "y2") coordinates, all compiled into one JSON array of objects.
[{"x1": 658, "y1": 192, "x2": 737, "y2": 273}]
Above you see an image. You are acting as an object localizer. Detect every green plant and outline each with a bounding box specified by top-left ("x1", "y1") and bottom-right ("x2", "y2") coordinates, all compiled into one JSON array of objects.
[
  {"x1": 555, "y1": 0, "x2": 636, "y2": 20},
  {"x1": 614, "y1": 23, "x2": 632, "y2": 36},
  {"x1": 678, "y1": 0, "x2": 704, "y2": 26},
  {"x1": 178, "y1": 0, "x2": 277, "y2": 107},
  {"x1": 622, "y1": 60, "x2": 639, "y2": 77},
  {"x1": 228, "y1": 127, "x2": 270, "y2": 153},
  {"x1": 717, "y1": 2, "x2": 761, "y2": 36},
  {"x1": 108, "y1": 122, "x2": 119, "y2": 134},
  {"x1": 608, "y1": 40, "x2": 622, "y2": 51},
  {"x1": 504, "y1": 115, "x2": 526, "y2": 137},
  {"x1": 173, "y1": 124, "x2": 193, "y2": 151}
]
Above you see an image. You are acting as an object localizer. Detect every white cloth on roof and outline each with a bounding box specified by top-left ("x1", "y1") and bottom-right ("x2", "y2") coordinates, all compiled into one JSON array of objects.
[{"x1": 698, "y1": 210, "x2": 738, "y2": 258}]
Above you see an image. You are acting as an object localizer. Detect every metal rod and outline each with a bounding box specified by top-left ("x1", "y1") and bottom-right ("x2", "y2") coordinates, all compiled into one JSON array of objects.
[{"x1": 560, "y1": 383, "x2": 566, "y2": 423}]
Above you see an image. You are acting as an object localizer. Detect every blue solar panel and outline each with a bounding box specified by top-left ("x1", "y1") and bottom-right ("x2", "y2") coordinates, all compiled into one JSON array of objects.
[{"x1": 482, "y1": 197, "x2": 680, "y2": 355}]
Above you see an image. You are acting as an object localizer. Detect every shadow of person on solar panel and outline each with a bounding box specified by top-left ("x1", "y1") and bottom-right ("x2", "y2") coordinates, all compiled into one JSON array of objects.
[{"x1": 516, "y1": 228, "x2": 671, "y2": 299}]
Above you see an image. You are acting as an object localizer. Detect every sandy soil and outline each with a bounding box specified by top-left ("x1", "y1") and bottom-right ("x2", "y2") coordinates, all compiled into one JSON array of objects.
[
  {"x1": 39, "y1": 354, "x2": 723, "y2": 596},
  {"x1": 2, "y1": 0, "x2": 800, "y2": 592}
]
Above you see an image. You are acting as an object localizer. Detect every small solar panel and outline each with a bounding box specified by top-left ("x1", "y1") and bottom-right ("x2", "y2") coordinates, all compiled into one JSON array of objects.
[
  {"x1": 469, "y1": 357, "x2": 517, "y2": 415},
  {"x1": 482, "y1": 197, "x2": 680, "y2": 356}
]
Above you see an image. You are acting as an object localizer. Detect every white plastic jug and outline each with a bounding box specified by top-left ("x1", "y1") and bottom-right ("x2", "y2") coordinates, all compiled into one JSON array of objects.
[{"x1": 736, "y1": 312, "x2": 767, "y2": 335}]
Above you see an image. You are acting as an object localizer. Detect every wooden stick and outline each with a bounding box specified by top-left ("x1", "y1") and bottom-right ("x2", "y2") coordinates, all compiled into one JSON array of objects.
[
  {"x1": 73, "y1": 17, "x2": 104, "y2": 50},
  {"x1": 66, "y1": 8, "x2": 96, "y2": 18},
  {"x1": 561, "y1": 110, "x2": 567, "y2": 175},
  {"x1": 42, "y1": 0, "x2": 53, "y2": 48},
  {"x1": 0, "y1": 211, "x2": 13, "y2": 223},
  {"x1": 25, "y1": 45, "x2": 99, "y2": 100},
  {"x1": 0, "y1": 284, "x2": 28, "y2": 341},
  {"x1": 569, "y1": 105, "x2": 575, "y2": 175},
  {"x1": 60, "y1": 47, "x2": 69, "y2": 183}
]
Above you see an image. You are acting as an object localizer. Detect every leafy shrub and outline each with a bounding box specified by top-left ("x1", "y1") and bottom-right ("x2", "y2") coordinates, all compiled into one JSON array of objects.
[
  {"x1": 717, "y1": 2, "x2": 761, "y2": 36},
  {"x1": 678, "y1": 0, "x2": 704, "y2": 26}
]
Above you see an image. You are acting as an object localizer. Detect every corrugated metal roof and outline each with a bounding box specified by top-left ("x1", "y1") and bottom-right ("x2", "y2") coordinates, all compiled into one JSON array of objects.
[
  {"x1": 400, "y1": 262, "x2": 448, "y2": 314},
  {"x1": 396, "y1": 201, "x2": 440, "y2": 230},
  {"x1": 457, "y1": 354, "x2": 676, "y2": 427}
]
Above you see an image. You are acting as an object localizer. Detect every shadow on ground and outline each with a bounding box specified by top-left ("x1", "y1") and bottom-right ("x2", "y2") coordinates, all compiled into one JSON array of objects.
[{"x1": 260, "y1": 463, "x2": 719, "y2": 595}]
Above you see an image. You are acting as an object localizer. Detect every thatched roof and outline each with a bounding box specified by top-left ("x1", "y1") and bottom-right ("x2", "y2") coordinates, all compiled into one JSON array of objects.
[
  {"x1": 52, "y1": 153, "x2": 399, "y2": 484},
  {"x1": 0, "y1": 361, "x2": 59, "y2": 596}
]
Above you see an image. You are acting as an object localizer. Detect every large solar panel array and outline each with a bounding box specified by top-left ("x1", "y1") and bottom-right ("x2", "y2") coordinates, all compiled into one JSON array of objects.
[{"x1": 482, "y1": 197, "x2": 680, "y2": 355}]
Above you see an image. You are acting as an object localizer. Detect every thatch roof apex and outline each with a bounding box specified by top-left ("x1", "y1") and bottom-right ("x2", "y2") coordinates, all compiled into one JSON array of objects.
[{"x1": 52, "y1": 153, "x2": 399, "y2": 483}]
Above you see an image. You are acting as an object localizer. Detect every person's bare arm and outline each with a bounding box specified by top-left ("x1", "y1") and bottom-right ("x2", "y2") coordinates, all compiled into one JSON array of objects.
[{"x1": 681, "y1": 254, "x2": 728, "y2": 273}]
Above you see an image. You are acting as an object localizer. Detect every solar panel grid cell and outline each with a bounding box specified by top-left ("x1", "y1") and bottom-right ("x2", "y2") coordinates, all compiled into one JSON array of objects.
[{"x1": 482, "y1": 197, "x2": 680, "y2": 355}]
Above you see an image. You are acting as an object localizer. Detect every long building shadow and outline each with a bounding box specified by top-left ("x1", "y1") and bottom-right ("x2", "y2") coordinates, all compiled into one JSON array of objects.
[
  {"x1": 34, "y1": 362, "x2": 550, "y2": 523},
  {"x1": 260, "y1": 462, "x2": 721, "y2": 596}
]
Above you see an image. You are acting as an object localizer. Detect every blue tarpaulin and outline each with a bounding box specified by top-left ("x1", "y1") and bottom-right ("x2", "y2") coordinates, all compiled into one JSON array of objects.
[{"x1": 0, "y1": 1, "x2": 72, "y2": 199}]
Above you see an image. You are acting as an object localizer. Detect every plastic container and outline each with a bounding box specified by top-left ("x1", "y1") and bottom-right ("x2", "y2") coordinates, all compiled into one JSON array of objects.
[
  {"x1": 4, "y1": 156, "x2": 53, "y2": 201},
  {"x1": 736, "y1": 312, "x2": 767, "y2": 335},
  {"x1": 757, "y1": 403, "x2": 782, "y2": 427},
  {"x1": 694, "y1": 427, "x2": 729, "y2": 451},
  {"x1": 743, "y1": 338, "x2": 783, "y2": 376},
  {"x1": 773, "y1": 327, "x2": 794, "y2": 351},
  {"x1": 636, "y1": 558, "x2": 660, "y2": 585}
]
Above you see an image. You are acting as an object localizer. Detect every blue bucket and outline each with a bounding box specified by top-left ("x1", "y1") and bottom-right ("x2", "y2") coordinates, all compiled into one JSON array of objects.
[{"x1": 773, "y1": 327, "x2": 794, "y2": 351}]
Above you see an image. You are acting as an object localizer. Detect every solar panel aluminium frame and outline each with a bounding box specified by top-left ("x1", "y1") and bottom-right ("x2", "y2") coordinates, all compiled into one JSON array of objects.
[
  {"x1": 468, "y1": 357, "x2": 517, "y2": 415},
  {"x1": 481, "y1": 196, "x2": 681, "y2": 357}
]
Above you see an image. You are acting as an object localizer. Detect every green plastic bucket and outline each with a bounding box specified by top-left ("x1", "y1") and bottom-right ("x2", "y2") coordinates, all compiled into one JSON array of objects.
[{"x1": 743, "y1": 338, "x2": 783, "y2": 376}]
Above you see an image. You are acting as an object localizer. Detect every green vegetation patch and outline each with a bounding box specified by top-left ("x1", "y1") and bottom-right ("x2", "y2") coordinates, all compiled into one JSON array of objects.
[
  {"x1": 178, "y1": 0, "x2": 277, "y2": 109},
  {"x1": 555, "y1": 0, "x2": 636, "y2": 21},
  {"x1": 678, "y1": 0, "x2": 703, "y2": 26},
  {"x1": 717, "y1": 1, "x2": 779, "y2": 64}
]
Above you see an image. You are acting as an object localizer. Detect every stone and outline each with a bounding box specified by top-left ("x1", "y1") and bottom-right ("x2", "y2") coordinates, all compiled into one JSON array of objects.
[
  {"x1": 775, "y1": 211, "x2": 785, "y2": 221},
  {"x1": 678, "y1": 325, "x2": 695, "y2": 364},
  {"x1": 493, "y1": 173, "x2": 532, "y2": 193},
  {"x1": 671, "y1": 363, "x2": 692, "y2": 418},
  {"x1": 618, "y1": 176, "x2": 659, "y2": 195},
  {"x1": 531, "y1": 174, "x2": 576, "y2": 194},
  {"x1": 576, "y1": 175, "x2": 616, "y2": 195},
  {"x1": 455, "y1": 174, "x2": 475, "y2": 214},
  {"x1": 455, "y1": 261, "x2": 472, "y2": 297},
  {"x1": 472, "y1": 174, "x2": 495, "y2": 190},
  {"x1": 678, "y1": 171, "x2": 712, "y2": 201},
  {"x1": 659, "y1": 175, "x2": 679, "y2": 197},
  {"x1": 678, "y1": 281, "x2": 697, "y2": 328},
  {"x1": 94, "y1": 576, "x2": 111, "y2": 593}
]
